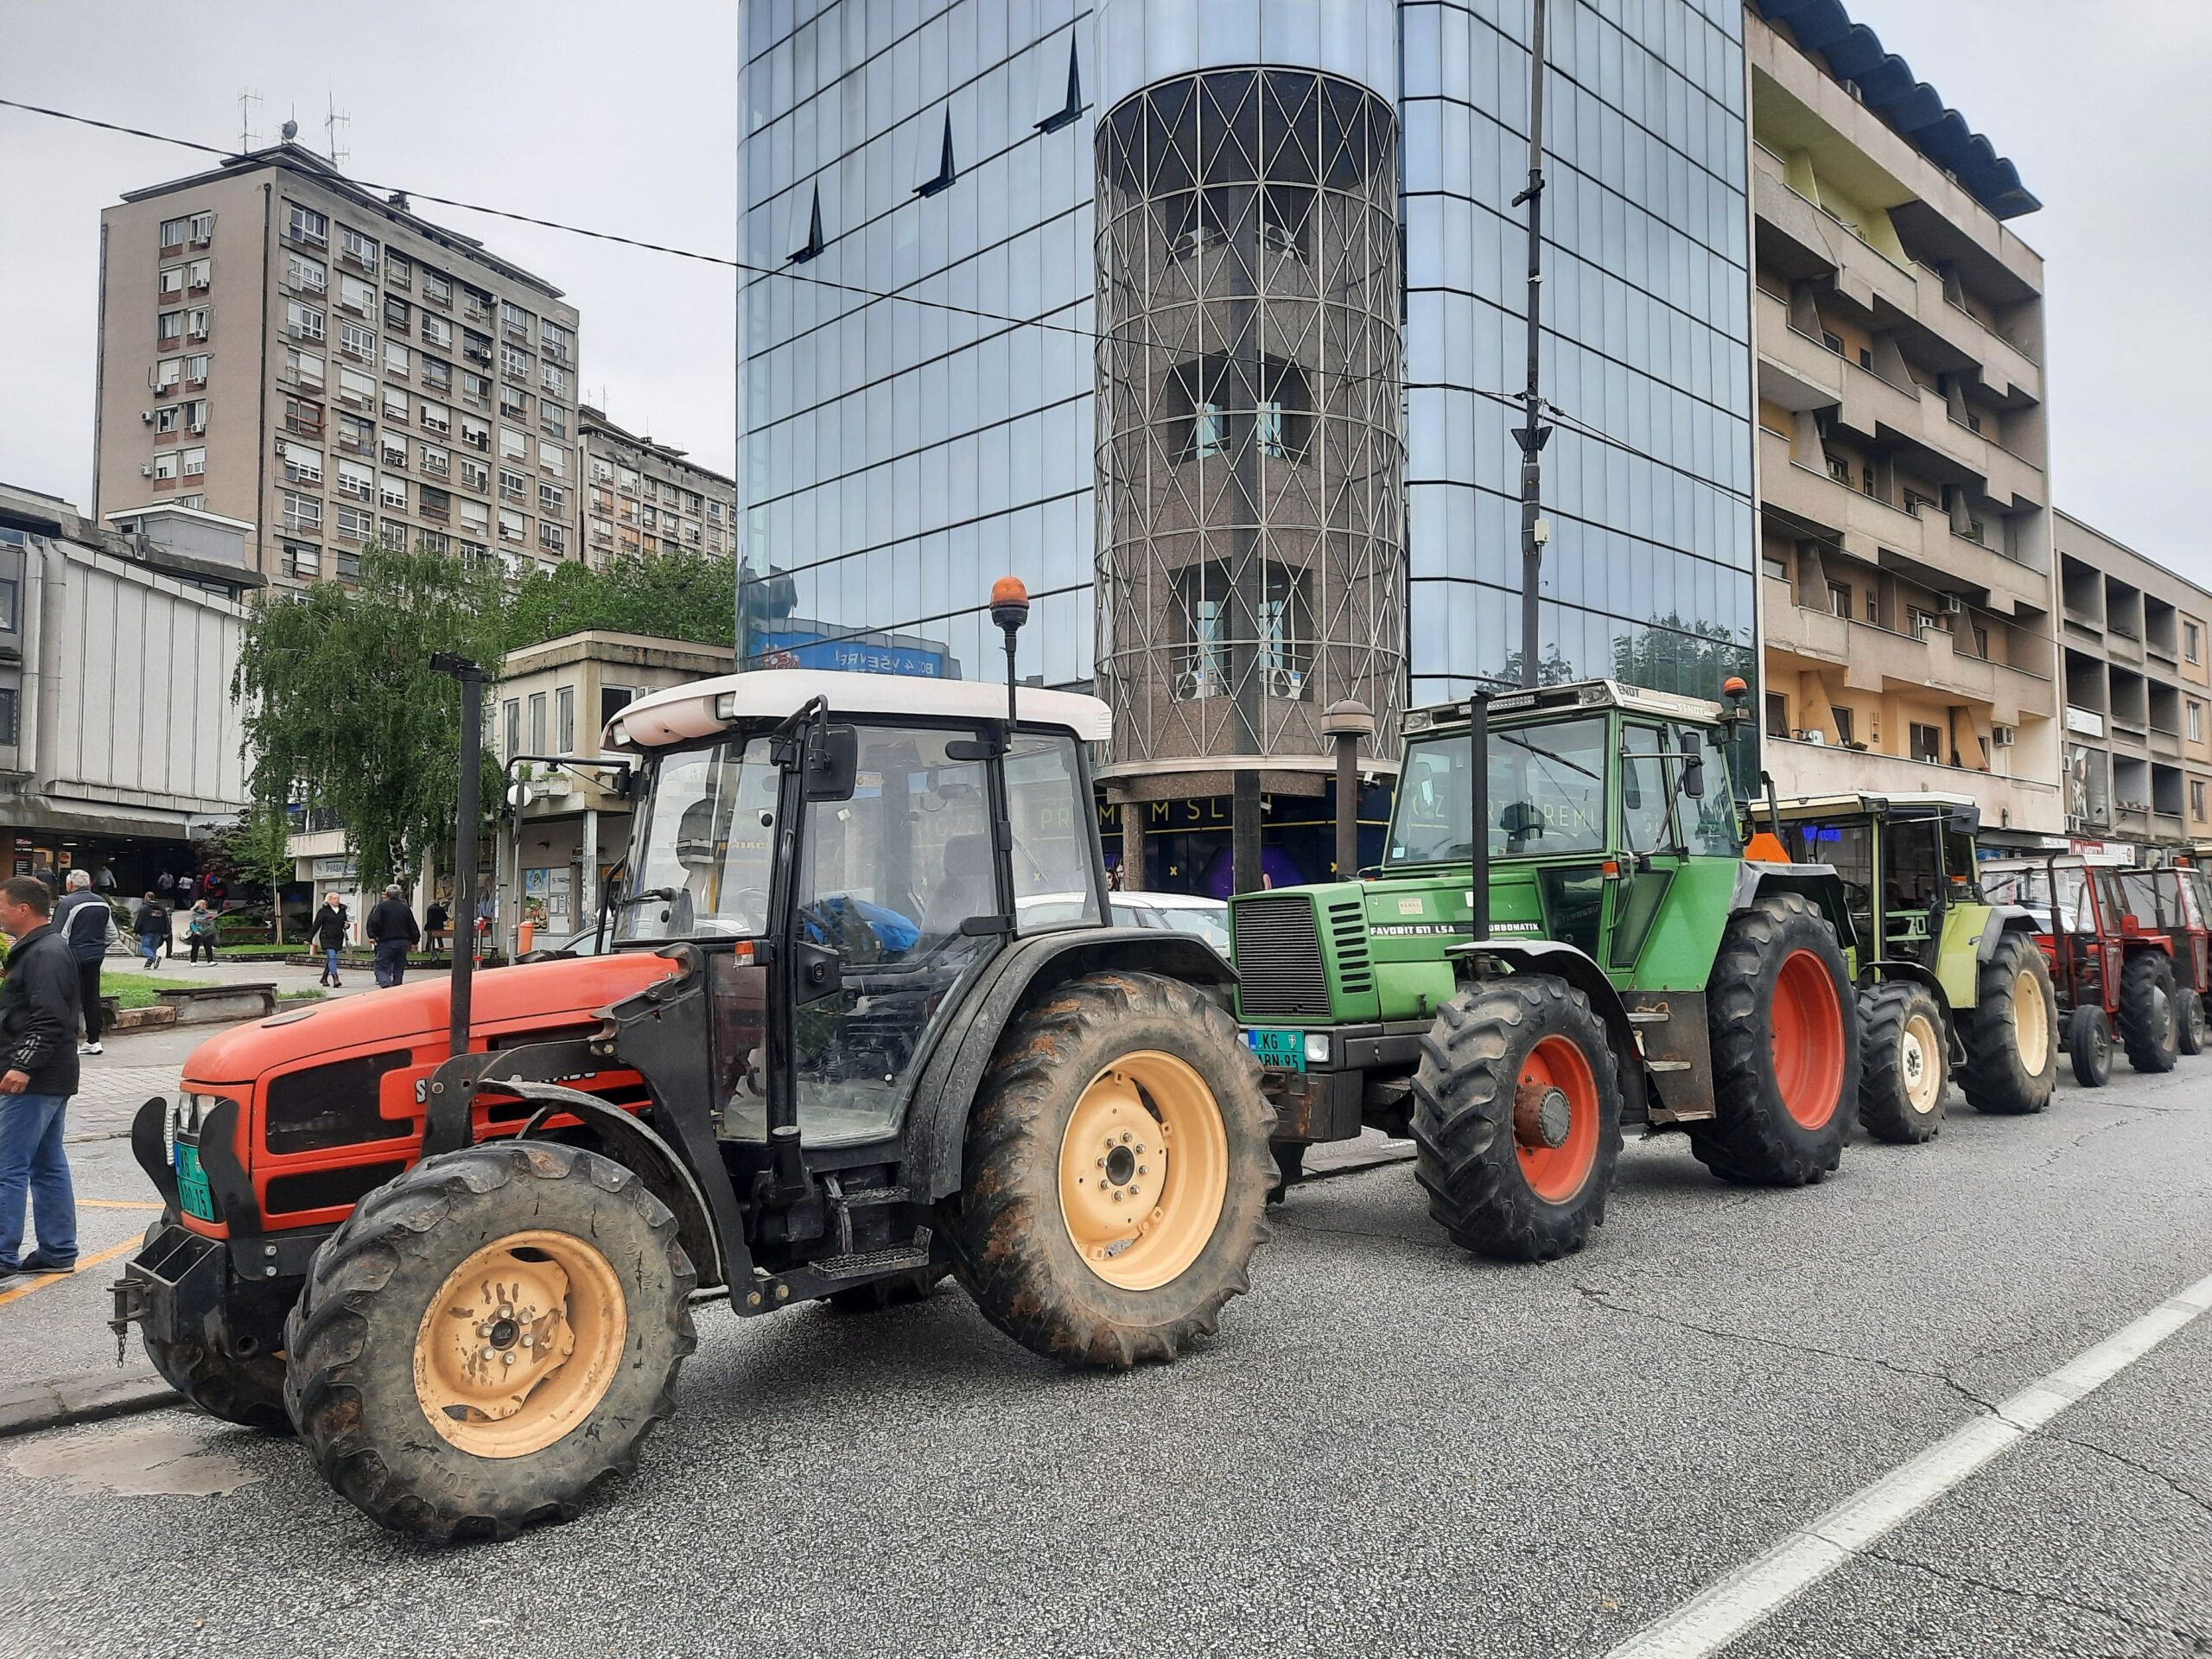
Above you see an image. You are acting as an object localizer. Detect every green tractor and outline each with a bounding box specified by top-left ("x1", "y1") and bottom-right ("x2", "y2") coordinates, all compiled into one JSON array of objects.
[
  {"x1": 1228, "y1": 679, "x2": 1862, "y2": 1263},
  {"x1": 1768, "y1": 794, "x2": 2058, "y2": 1141}
]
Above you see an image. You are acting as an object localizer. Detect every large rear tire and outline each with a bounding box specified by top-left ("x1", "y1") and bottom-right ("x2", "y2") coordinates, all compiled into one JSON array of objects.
[
  {"x1": 137, "y1": 1217, "x2": 291, "y2": 1433},
  {"x1": 1688, "y1": 893, "x2": 1858, "y2": 1185},
  {"x1": 2068, "y1": 1006, "x2": 2112, "y2": 1088},
  {"x1": 283, "y1": 1141, "x2": 696, "y2": 1542},
  {"x1": 1857, "y1": 980, "x2": 1948, "y2": 1145},
  {"x1": 2118, "y1": 951, "x2": 2180, "y2": 1074},
  {"x1": 947, "y1": 971, "x2": 1272, "y2": 1369},
  {"x1": 1409, "y1": 978, "x2": 1622, "y2": 1262},
  {"x1": 1958, "y1": 932, "x2": 2057, "y2": 1116}
]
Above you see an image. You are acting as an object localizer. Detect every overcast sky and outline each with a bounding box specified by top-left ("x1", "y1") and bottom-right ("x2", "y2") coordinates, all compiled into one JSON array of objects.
[{"x1": 3, "y1": 1, "x2": 2208, "y2": 584}]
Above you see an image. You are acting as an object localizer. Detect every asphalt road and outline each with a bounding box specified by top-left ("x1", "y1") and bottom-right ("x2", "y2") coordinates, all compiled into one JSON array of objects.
[{"x1": 1, "y1": 1052, "x2": 2207, "y2": 1659}]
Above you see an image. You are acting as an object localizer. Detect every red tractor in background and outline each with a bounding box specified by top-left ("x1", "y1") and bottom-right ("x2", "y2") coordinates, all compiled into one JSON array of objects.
[
  {"x1": 2116, "y1": 864, "x2": 2211, "y2": 1056},
  {"x1": 1980, "y1": 856, "x2": 2182, "y2": 1086}
]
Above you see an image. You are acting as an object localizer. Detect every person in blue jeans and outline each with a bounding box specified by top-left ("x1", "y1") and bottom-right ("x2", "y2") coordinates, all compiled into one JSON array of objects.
[
  {"x1": 313, "y1": 893, "x2": 349, "y2": 988},
  {"x1": 0, "y1": 876, "x2": 80, "y2": 1276}
]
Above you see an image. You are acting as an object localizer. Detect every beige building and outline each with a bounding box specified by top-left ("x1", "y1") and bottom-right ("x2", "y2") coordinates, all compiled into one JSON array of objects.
[
  {"x1": 2053, "y1": 512, "x2": 2212, "y2": 855},
  {"x1": 1747, "y1": 6, "x2": 2061, "y2": 838},
  {"x1": 578, "y1": 406, "x2": 735, "y2": 571},
  {"x1": 95, "y1": 143, "x2": 582, "y2": 589},
  {"x1": 494, "y1": 631, "x2": 735, "y2": 942}
]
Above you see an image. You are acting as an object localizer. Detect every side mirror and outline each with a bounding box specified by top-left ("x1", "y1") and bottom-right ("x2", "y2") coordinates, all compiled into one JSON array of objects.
[
  {"x1": 1679, "y1": 728, "x2": 1707, "y2": 799},
  {"x1": 804, "y1": 722, "x2": 858, "y2": 801},
  {"x1": 1949, "y1": 803, "x2": 1981, "y2": 837}
]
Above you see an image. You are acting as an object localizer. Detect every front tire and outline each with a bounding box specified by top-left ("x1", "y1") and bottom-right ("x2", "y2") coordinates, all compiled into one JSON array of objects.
[
  {"x1": 1688, "y1": 893, "x2": 1858, "y2": 1185},
  {"x1": 947, "y1": 971, "x2": 1273, "y2": 1369},
  {"x1": 1957, "y1": 932, "x2": 2057, "y2": 1116},
  {"x1": 2118, "y1": 952, "x2": 2180, "y2": 1074},
  {"x1": 2068, "y1": 1006, "x2": 2112, "y2": 1088},
  {"x1": 1410, "y1": 978, "x2": 1623, "y2": 1262},
  {"x1": 283, "y1": 1141, "x2": 696, "y2": 1542},
  {"x1": 1858, "y1": 980, "x2": 1948, "y2": 1145}
]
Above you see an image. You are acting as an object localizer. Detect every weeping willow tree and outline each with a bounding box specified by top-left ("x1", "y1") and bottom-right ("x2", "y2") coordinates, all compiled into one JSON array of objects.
[{"x1": 233, "y1": 545, "x2": 507, "y2": 896}]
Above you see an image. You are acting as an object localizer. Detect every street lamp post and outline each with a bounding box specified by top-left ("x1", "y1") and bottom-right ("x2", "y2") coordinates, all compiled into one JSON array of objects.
[{"x1": 1321, "y1": 700, "x2": 1376, "y2": 879}]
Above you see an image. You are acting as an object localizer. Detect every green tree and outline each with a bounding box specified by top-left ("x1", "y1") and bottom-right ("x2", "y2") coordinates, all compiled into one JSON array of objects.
[
  {"x1": 233, "y1": 545, "x2": 507, "y2": 895},
  {"x1": 208, "y1": 803, "x2": 299, "y2": 942},
  {"x1": 502, "y1": 550, "x2": 735, "y2": 652}
]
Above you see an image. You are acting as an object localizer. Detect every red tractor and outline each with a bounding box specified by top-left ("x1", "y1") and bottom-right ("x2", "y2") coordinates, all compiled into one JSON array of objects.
[
  {"x1": 1980, "y1": 856, "x2": 2181, "y2": 1085},
  {"x1": 2115, "y1": 864, "x2": 2210, "y2": 1056}
]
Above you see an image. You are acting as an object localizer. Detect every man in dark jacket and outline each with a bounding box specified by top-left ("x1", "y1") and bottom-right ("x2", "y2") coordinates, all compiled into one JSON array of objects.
[
  {"x1": 52, "y1": 871, "x2": 111, "y2": 1056},
  {"x1": 0, "y1": 876, "x2": 79, "y2": 1275},
  {"x1": 365, "y1": 885, "x2": 421, "y2": 988},
  {"x1": 313, "y1": 893, "x2": 349, "y2": 987}
]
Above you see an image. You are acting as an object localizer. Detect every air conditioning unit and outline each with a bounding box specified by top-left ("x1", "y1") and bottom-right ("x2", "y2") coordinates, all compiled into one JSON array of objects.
[
  {"x1": 1176, "y1": 670, "x2": 1224, "y2": 701},
  {"x1": 140, "y1": 463, "x2": 154, "y2": 477},
  {"x1": 1802, "y1": 729, "x2": 1826, "y2": 746},
  {"x1": 1942, "y1": 593, "x2": 1964, "y2": 615},
  {"x1": 1993, "y1": 725, "x2": 2017, "y2": 747}
]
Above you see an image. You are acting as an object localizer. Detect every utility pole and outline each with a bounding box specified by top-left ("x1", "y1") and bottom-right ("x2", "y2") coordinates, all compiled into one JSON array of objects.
[
  {"x1": 1511, "y1": 0, "x2": 1553, "y2": 688},
  {"x1": 431, "y1": 652, "x2": 491, "y2": 1060}
]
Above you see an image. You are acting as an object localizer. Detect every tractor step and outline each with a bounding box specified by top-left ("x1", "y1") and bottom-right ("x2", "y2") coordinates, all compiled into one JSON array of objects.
[
  {"x1": 1646, "y1": 1059, "x2": 1693, "y2": 1072},
  {"x1": 807, "y1": 1242, "x2": 935, "y2": 1283},
  {"x1": 1626, "y1": 1008, "x2": 1670, "y2": 1025}
]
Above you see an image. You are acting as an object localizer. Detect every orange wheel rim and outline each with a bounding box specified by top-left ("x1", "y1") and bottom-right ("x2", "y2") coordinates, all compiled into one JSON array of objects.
[
  {"x1": 1770, "y1": 950, "x2": 1846, "y2": 1128},
  {"x1": 1514, "y1": 1034, "x2": 1601, "y2": 1203}
]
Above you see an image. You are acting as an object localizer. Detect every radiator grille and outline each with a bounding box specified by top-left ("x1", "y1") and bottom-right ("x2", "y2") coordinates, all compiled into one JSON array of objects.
[
  {"x1": 1232, "y1": 894, "x2": 1332, "y2": 1022},
  {"x1": 1326, "y1": 899, "x2": 1374, "y2": 995}
]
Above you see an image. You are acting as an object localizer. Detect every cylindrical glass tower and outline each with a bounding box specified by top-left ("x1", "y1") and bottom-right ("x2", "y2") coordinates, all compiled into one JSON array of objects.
[{"x1": 1092, "y1": 1, "x2": 1406, "y2": 778}]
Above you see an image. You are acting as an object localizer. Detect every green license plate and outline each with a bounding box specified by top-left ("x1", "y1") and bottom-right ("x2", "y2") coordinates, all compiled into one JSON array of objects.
[
  {"x1": 175, "y1": 1142, "x2": 216, "y2": 1223},
  {"x1": 1244, "y1": 1027, "x2": 1306, "y2": 1071}
]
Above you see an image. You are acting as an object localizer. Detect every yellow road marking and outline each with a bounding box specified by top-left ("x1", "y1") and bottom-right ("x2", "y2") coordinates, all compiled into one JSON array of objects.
[
  {"x1": 0, "y1": 1237, "x2": 139, "y2": 1308},
  {"x1": 79, "y1": 1199, "x2": 162, "y2": 1210}
]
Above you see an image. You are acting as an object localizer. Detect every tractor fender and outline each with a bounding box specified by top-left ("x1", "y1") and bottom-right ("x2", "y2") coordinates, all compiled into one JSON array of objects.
[
  {"x1": 1445, "y1": 938, "x2": 1651, "y2": 1122},
  {"x1": 1868, "y1": 957, "x2": 1946, "y2": 1005},
  {"x1": 1978, "y1": 906, "x2": 2040, "y2": 960},
  {"x1": 1731, "y1": 863, "x2": 1861, "y2": 957},
  {"x1": 511, "y1": 1082, "x2": 728, "y2": 1288},
  {"x1": 911, "y1": 926, "x2": 1236, "y2": 1202}
]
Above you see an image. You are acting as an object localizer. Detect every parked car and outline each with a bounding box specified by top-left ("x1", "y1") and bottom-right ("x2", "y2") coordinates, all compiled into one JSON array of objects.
[{"x1": 1017, "y1": 889, "x2": 1230, "y2": 957}]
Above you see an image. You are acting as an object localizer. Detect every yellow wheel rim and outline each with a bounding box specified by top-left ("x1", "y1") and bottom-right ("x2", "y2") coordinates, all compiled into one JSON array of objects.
[
  {"x1": 413, "y1": 1230, "x2": 627, "y2": 1459},
  {"x1": 2012, "y1": 969, "x2": 2050, "y2": 1076},
  {"x1": 1058, "y1": 1051, "x2": 1229, "y2": 1293},
  {"x1": 1901, "y1": 1012, "x2": 1942, "y2": 1114}
]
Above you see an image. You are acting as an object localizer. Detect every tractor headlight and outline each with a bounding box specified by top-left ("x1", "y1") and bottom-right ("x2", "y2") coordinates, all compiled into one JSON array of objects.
[{"x1": 1304, "y1": 1033, "x2": 1332, "y2": 1065}]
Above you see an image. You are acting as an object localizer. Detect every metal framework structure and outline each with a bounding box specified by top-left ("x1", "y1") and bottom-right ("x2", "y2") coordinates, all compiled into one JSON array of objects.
[{"x1": 1094, "y1": 67, "x2": 1405, "y2": 769}]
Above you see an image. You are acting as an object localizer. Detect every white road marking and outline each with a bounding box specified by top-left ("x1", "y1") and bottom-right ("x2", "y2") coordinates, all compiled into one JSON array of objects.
[{"x1": 1608, "y1": 1267, "x2": 2212, "y2": 1659}]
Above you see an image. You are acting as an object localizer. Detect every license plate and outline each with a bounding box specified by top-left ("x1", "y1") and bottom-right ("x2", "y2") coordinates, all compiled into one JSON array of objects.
[
  {"x1": 175, "y1": 1143, "x2": 216, "y2": 1223},
  {"x1": 1244, "y1": 1027, "x2": 1306, "y2": 1072}
]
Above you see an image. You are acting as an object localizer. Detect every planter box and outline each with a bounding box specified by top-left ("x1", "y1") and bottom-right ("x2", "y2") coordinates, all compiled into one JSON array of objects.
[
  {"x1": 154, "y1": 983, "x2": 278, "y2": 1025},
  {"x1": 107, "y1": 1005, "x2": 180, "y2": 1033}
]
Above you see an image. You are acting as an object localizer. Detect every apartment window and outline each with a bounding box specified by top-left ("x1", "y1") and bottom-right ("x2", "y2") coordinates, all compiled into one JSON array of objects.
[
  {"x1": 421, "y1": 356, "x2": 452, "y2": 394},
  {"x1": 457, "y1": 539, "x2": 490, "y2": 566},
  {"x1": 335, "y1": 502, "x2": 373, "y2": 543},
  {"x1": 338, "y1": 321, "x2": 375, "y2": 364},
  {"x1": 705, "y1": 499, "x2": 722, "y2": 523},
  {"x1": 538, "y1": 481, "x2": 566, "y2": 515},
  {"x1": 152, "y1": 358, "x2": 181, "y2": 392},
  {"x1": 155, "y1": 405, "x2": 181, "y2": 434},
  {"x1": 174, "y1": 493, "x2": 205, "y2": 511},
  {"x1": 501, "y1": 342, "x2": 532, "y2": 382},
  {"x1": 338, "y1": 367, "x2": 376, "y2": 411},
  {"x1": 499, "y1": 384, "x2": 531, "y2": 422},
  {"x1": 380, "y1": 433, "x2": 409, "y2": 469},
  {"x1": 2190, "y1": 701, "x2": 2205, "y2": 744},
  {"x1": 590, "y1": 517, "x2": 613, "y2": 545},
  {"x1": 539, "y1": 402, "x2": 569, "y2": 441},
  {"x1": 419, "y1": 484, "x2": 452, "y2": 522},
  {"x1": 555, "y1": 685, "x2": 575, "y2": 751},
  {"x1": 376, "y1": 519, "x2": 408, "y2": 551},
  {"x1": 617, "y1": 466, "x2": 639, "y2": 493},
  {"x1": 1821, "y1": 330, "x2": 1844, "y2": 355},
  {"x1": 384, "y1": 296, "x2": 410, "y2": 334},
  {"x1": 182, "y1": 306, "x2": 210, "y2": 341},
  {"x1": 383, "y1": 388, "x2": 410, "y2": 425},
  {"x1": 285, "y1": 204, "x2": 327, "y2": 247},
  {"x1": 385, "y1": 250, "x2": 411, "y2": 289},
  {"x1": 501, "y1": 300, "x2": 532, "y2": 340},
  {"x1": 180, "y1": 446, "x2": 206, "y2": 479},
  {"x1": 539, "y1": 318, "x2": 573, "y2": 361},
  {"x1": 281, "y1": 490, "x2": 321, "y2": 532},
  {"x1": 461, "y1": 371, "x2": 493, "y2": 409},
  {"x1": 2188, "y1": 621, "x2": 2202, "y2": 665},
  {"x1": 340, "y1": 274, "x2": 375, "y2": 316},
  {"x1": 460, "y1": 499, "x2": 490, "y2": 537},
  {"x1": 284, "y1": 347, "x2": 326, "y2": 391},
  {"x1": 152, "y1": 451, "x2": 178, "y2": 481},
  {"x1": 499, "y1": 427, "x2": 528, "y2": 462},
  {"x1": 420, "y1": 400, "x2": 451, "y2": 435},
  {"x1": 279, "y1": 440, "x2": 323, "y2": 485},
  {"x1": 462, "y1": 327, "x2": 494, "y2": 365},
  {"x1": 340, "y1": 226, "x2": 379, "y2": 272},
  {"x1": 161, "y1": 214, "x2": 192, "y2": 248},
  {"x1": 1909, "y1": 722, "x2": 1944, "y2": 764},
  {"x1": 286, "y1": 300, "x2": 326, "y2": 340},
  {"x1": 1831, "y1": 707, "x2": 1855, "y2": 745},
  {"x1": 1866, "y1": 592, "x2": 1879, "y2": 624},
  {"x1": 2195, "y1": 779, "x2": 2209, "y2": 821},
  {"x1": 286, "y1": 542, "x2": 322, "y2": 579},
  {"x1": 537, "y1": 521, "x2": 567, "y2": 556},
  {"x1": 160, "y1": 265, "x2": 186, "y2": 297},
  {"x1": 157, "y1": 309, "x2": 183, "y2": 344},
  {"x1": 337, "y1": 414, "x2": 373, "y2": 455},
  {"x1": 1764, "y1": 694, "x2": 1789, "y2": 740},
  {"x1": 1827, "y1": 582, "x2": 1850, "y2": 618},
  {"x1": 1859, "y1": 346, "x2": 1872, "y2": 369},
  {"x1": 380, "y1": 474, "x2": 408, "y2": 510},
  {"x1": 460, "y1": 457, "x2": 490, "y2": 494},
  {"x1": 499, "y1": 468, "x2": 529, "y2": 504},
  {"x1": 1825, "y1": 454, "x2": 1852, "y2": 485},
  {"x1": 421, "y1": 313, "x2": 453, "y2": 350},
  {"x1": 285, "y1": 251, "x2": 327, "y2": 294},
  {"x1": 538, "y1": 444, "x2": 568, "y2": 480},
  {"x1": 337, "y1": 459, "x2": 373, "y2": 499},
  {"x1": 499, "y1": 508, "x2": 526, "y2": 543},
  {"x1": 461, "y1": 414, "x2": 491, "y2": 452},
  {"x1": 420, "y1": 442, "x2": 451, "y2": 479},
  {"x1": 180, "y1": 353, "x2": 208, "y2": 387},
  {"x1": 539, "y1": 362, "x2": 571, "y2": 399},
  {"x1": 423, "y1": 269, "x2": 452, "y2": 307},
  {"x1": 384, "y1": 340, "x2": 410, "y2": 378}
]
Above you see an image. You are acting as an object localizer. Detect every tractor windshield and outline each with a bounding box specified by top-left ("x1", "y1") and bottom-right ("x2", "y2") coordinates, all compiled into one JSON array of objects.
[
  {"x1": 1982, "y1": 864, "x2": 2092, "y2": 932},
  {"x1": 1386, "y1": 715, "x2": 1608, "y2": 867},
  {"x1": 2118, "y1": 869, "x2": 2188, "y2": 931},
  {"x1": 616, "y1": 737, "x2": 781, "y2": 942}
]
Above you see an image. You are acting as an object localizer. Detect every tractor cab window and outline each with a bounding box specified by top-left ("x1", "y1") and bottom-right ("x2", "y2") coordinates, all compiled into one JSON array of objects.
[
  {"x1": 1007, "y1": 731, "x2": 1100, "y2": 932},
  {"x1": 1882, "y1": 815, "x2": 1943, "y2": 918},
  {"x1": 2118, "y1": 870, "x2": 2186, "y2": 931},
  {"x1": 1386, "y1": 715, "x2": 1608, "y2": 867},
  {"x1": 1618, "y1": 723, "x2": 1675, "y2": 854},
  {"x1": 618, "y1": 737, "x2": 779, "y2": 941},
  {"x1": 1983, "y1": 865, "x2": 2090, "y2": 933},
  {"x1": 1791, "y1": 820, "x2": 1874, "y2": 937}
]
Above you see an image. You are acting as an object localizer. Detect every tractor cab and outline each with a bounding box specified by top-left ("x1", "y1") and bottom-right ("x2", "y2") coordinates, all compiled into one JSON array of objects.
[
  {"x1": 2113, "y1": 865, "x2": 2210, "y2": 1054},
  {"x1": 1770, "y1": 792, "x2": 1983, "y2": 970}
]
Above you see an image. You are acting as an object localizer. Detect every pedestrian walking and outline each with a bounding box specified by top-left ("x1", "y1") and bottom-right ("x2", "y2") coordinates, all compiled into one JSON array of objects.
[
  {"x1": 52, "y1": 871, "x2": 114, "y2": 1057},
  {"x1": 156, "y1": 870, "x2": 175, "y2": 897},
  {"x1": 187, "y1": 900, "x2": 219, "y2": 964},
  {"x1": 134, "y1": 892, "x2": 168, "y2": 970},
  {"x1": 314, "y1": 893, "x2": 349, "y2": 988},
  {"x1": 0, "y1": 875, "x2": 80, "y2": 1277},
  {"x1": 424, "y1": 898, "x2": 450, "y2": 957},
  {"x1": 365, "y1": 885, "x2": 420, "y2": 988},
  {"x1": 176, "y1": 872, "x2": 196, "y2": 906}
]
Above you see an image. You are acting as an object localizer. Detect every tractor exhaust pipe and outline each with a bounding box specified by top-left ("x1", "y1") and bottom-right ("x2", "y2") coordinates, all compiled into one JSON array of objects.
[{"x1": 1468, "y1": 688, "x2": 1491, "y2": 944}]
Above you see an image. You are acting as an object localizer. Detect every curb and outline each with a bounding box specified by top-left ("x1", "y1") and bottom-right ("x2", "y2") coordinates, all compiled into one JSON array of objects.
[{"x1": 0, "y1": 1363, "x2": 178, "y2": 1440}]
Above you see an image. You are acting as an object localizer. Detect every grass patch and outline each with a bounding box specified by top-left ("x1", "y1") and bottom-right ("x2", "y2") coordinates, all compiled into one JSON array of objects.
[
  {"x1": 101, "y1": 969, "x2": 205, "y2": 1010},
  {"x1": 276, "y1": 988, "x2": 327, "y2": 1003}
]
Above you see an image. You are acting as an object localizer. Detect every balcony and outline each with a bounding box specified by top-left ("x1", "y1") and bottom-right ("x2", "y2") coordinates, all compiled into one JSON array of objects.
[
  {"x1": 2106, "y1": 626, "x2": 2144, "y2": 666},
  {"x1": 1765, "y1": 736, "x2": 2064, "y2": 836}
]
